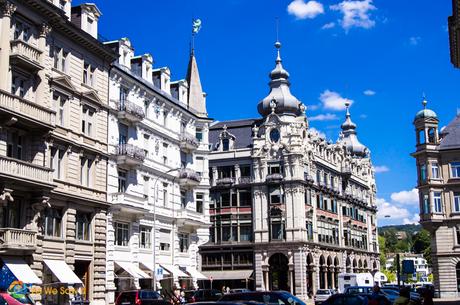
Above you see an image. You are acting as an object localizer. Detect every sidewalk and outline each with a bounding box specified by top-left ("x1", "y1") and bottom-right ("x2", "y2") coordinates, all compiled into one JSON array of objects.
[{"x1": 434, "y1": 298, "x2": 460, "y2": 305}]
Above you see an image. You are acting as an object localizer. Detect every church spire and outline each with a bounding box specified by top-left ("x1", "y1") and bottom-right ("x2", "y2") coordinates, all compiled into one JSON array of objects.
[
  {"x1": 338, "y1": 102, "x2": 368, "y2": 157},
  {"x1": 186, "y1": 52, "x2": 207, "y2": 117}
]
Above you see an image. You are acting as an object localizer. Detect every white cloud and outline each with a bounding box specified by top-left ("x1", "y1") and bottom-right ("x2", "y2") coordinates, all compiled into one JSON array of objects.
[
  {"x1": 376, "y1": 198, "x2": 410, "y2": 220},
  {"x1": 363, "y1": 89, "x2": 376, "y2": 96},
  {"x1": 287, "y1": 0, "x2": 325, "y2": 19},
  {"x1": 373, "y1": 165, "x2": 389, "y2": 173},
  {"x1": 390, "y1": 188, "x2": 419, "y2": 205},
  {"x1": 309, "y1": 113, "x2": 339, "y2": 121},
  {"x1": 307, "y1": 103, "x2": 321, "y2": 111},
  {"x1": 403, "y1": 213, "x2": 420, "y2": 225},
  {"x1": 309, "y1": 127, "x2": 326, "y2": 138},
  {"x1": 409, "y1": 36, "x2": 421, "y2": 46},
  {"x1": 319, "y1": 90, "x2": 353, "y2": 111},
  {"x1": 322, "y1": 22, "x2": 336, "y2": 29},
  {"x1": 330, "y1": 0, "x2": 377, "y2": 31}
]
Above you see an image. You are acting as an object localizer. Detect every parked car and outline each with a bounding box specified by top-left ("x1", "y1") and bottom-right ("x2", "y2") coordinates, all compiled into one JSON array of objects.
[
  {"x1": 320, "y1": 294, "x2": 368, "y2": 305},
  {"x1": 229, "y1": 289, "x2": 252, "y2": 294},
  {"x1": 379, "y1": 288, "x2": 399, "y2": 304},
  {"x1": 219, "y1": 291, "x2": 306, "y2": 305},
  {"x1": 314, "y1": 289, "x2": 334, "y2": 304},
  {"x1": 358, "y1": 293, "x2": 391, "y2": 305},
  {"x1": 115, "y1": 290, "x2": 165, "y2": 305},
  {"x1": 343, "y1": 286, "x2": 374, "y2": 295},
  {"x1": 184, "y1": 289, "x2": 223, "y2": 303}
]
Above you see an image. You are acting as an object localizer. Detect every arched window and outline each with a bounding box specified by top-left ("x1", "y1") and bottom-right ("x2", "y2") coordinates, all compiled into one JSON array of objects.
[{"x1": 418, "y1": 129, "x2": 425, "y2": 144}]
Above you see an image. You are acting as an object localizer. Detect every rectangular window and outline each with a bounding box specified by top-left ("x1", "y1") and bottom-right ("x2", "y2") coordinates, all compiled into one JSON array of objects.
[
  {"x1": 456, "y1": 227, "x2": 460, "y2": 246},
  {"x1": 178, "y1": 233, "x2": 189, "y2": 253},
  {"x1": 115, "y1": 222, "x2": 129, "y2": 246},
  {"x1": 271, "y1": 222, "x2": 284, "y2": 240},
  {"x1": 163, "y1": 143, "x2": 168, "y2": 165},
  {"x1": 196, "y1": 128, "x2": 203, "y2": 142},
  {"x1": 119, "y1": 87, "x2": 128, "y2": 108},
  {"x1": 80, "y1": 157, "x2": 93, "y2": 187},
  {"x1": 196, "y1": 193, "x2": 204, "y2": 213},
  {"x1": 53, "y1": 94, "x2": 66, "y2": 127},
  {"x1": 139, "y1": 226, "x2": 152, "y2": 249},
  {"x1": 53, "y1": 46, "x2": 68, "y2": 72},
  {"x1": 44, "y1": 208, "x2": 62, "y2": 238},
  {"x1": 81, "y1": 106, "x2": 95, "y2": 137},
  {"x1": 268, "y1": 163, "x2": 282, "y2": 175},
  {"x1": 6, "y1": 131, "x2": 24, "y2": 160},
  {"x1": 76, "y1": 212, "x2": 91, "y2": 241},
  {"x1": 51, "y1": 148, "x2": 64, "y2": 180},
  {"x1": 420, "y1": 164, "x2": 427, "y2": 182},
  {"x1": 269, "y1": 187, "x2": 282, "y2": 204},
  {"x1": 118, "y1": 170, "x2": 127, "y2": 193},
  {"x1": 431, "y1": 162, "x2": 440, "y2": 179},
  {"x1": 433, "y1": 192, "x2": 442, "y2": 213},
  {"x1": 239, "y1": 190, "x2": 252, "y2": 206},
  {"x1": 83, "y1": 62, "x2": 95, "y2": 87},
  {"x1": 143, "y1": 134, "x2": 150, "y2": 157},
  {"x1": 180, "y1": 191, "x2": 187, "y2": 208},
  {"x1": 306, "y1": 221, "x2": 313, "y2": 241},
  {"x1": 162, "y1": 183, "x2": 168, "y2": 206},
  {"x1": 240, "y1": 225, "x2": 252, "y2": 241},
  {"x1": 11, "y1": 75, "x2": 27, "y2": 98},
  {"x1": 454, "y1": 192, "x2": 460, "y2": 213},
  {"x1": 143, "y1": 176, "x2": 150, "y2": 199},
  {"x1": 451, "y1": 162, "x2": 460, "y2": 178}
]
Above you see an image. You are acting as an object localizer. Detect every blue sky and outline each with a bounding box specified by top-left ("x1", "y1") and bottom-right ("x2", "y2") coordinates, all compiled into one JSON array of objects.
[{"x1": 76, "y1": 0, "x2": 460, "y2": 226}]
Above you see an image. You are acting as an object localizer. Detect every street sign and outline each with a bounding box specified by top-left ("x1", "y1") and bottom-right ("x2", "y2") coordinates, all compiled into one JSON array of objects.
[
  {"x1": 402, "y1": 260, "x2": 415, "y2": 274},
  {"x1": 155, "y1": 266, "x2": 164, "y2": 281}
]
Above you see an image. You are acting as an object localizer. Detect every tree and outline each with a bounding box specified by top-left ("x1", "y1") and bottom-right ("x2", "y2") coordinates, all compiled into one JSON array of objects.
[
  {"x1": 383, "y1": 269, "x2": 396, "y2": 283},
  {"x1": 384, "y1": 229, "x2": 398, "y2": 253},
  {"x1": 378, "y1": 235, "x2": 387, "y2": 268},
  {"x1": 413, "y1": 229, "x2": 430, "y2": 254}
]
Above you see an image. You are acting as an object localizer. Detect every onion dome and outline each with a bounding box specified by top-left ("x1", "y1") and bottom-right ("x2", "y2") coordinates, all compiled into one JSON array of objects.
[
  {"x1": 339, "y1": 102, "x2": 368, "y2": 157},
  {"x1": 257, "y1": 41, "x2": 303, "y2": 117},
  {"x1": 414, "y1": 97, "x2": 437, "y2": 120}
]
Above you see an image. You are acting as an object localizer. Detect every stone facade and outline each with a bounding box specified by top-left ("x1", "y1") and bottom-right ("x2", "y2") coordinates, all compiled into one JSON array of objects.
[
  {"x1": 104, "y1": 38, "x2": 211, "y2": 304},
  {"x1": 412, "y1": 100, "x2": 460, "y2": 298},
  {"x1": 0, "y1": 1, "x2": 116, "y2": 304},
  {"x1": 200, "y1": 42, "x2": 379, "y2": 300}
]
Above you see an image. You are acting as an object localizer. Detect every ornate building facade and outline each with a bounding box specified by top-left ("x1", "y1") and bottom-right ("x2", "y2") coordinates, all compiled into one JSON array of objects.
[
  {"x1": 0, "y1": 1, "x2": 116, "y2": 304},
  {"x1": 104, "y1": 38, "x2": 211, "y2": 303},
  {"x1": 200, "y1": 42, "x2": 379, "y2": 299},
  {"x1": 412, "y1": 100, "x2": 460, "y2": 298}
]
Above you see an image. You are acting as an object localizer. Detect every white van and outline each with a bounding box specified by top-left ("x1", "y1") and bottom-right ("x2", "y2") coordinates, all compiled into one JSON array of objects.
[{"x1": 337, "y1": 273, "x2": 374, "y2": 293}]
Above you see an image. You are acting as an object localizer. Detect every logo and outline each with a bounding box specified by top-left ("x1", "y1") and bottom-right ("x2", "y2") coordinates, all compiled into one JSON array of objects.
[{"x1": 7, "y1": 281, "x2": 28, "y2": 299}]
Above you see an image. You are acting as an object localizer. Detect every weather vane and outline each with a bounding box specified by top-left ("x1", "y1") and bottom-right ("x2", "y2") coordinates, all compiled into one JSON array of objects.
[{"x1": 191, "y1": 18, "x2": 202, "y2": 54}]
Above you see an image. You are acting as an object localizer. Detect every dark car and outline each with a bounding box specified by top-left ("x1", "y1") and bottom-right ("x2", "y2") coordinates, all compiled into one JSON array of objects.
[
  {"x1": 218, "y1": 291, "x2": 306, "y2": 305},
  {"x1": 115, "y1": 290, "x2": 166, "y2": 305},
  {"x1": 184, "y1": 289, "x2": 223, "y2": 303},
  {"x1": 321, "y1": 294, "x2": 368, "y2": 305}
]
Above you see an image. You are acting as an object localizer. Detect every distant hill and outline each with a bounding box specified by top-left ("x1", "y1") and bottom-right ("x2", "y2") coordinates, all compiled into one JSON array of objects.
[{"x1": 378, "y1": 224, "x2": 421, "y2": 237}]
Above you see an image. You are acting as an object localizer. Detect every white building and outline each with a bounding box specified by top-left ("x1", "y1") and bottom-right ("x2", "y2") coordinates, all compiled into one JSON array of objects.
[
  {"x1": 104, "y1": 38, "x2": 211, "y2": 303},
  {"x1": 402, "y1": 254, "x2": 431, "y2": 277}
]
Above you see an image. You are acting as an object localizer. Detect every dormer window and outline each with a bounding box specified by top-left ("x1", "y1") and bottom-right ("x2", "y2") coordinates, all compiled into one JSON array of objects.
[
  {"x1": 87, "y1": 17, "x2": 93, "y2": 33},
  {"x1": 222, "y1": 139, "x2": 229, "y2": 151}
]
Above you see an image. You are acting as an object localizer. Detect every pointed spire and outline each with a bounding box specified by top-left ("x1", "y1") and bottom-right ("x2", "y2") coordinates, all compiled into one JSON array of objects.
[
  {"x1": 269, "y1": 41, "x2": 290, "y2": 82},
  {"x1": 339, "y1": 102, "x2": 367, "y2": 157},
  {"x1": 186, "y1": 52, "x2": 207, "y2": 117},
  {"x1": 341, "y1": 101, "x2": 357, "y2": 132}
]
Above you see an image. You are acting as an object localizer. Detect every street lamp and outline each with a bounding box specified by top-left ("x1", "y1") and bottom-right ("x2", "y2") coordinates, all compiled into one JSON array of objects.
[{"x1": 152, "y1": 167, "x2": 182, "y2": 291}]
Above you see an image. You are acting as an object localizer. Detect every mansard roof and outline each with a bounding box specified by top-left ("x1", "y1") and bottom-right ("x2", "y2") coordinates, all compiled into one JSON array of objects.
[
  {"x1": 209, "y1": 118, "x2": 259, "y2": 150},
  {"x1": 440, "y1": 114, "x2": 460, "y2": 150}
]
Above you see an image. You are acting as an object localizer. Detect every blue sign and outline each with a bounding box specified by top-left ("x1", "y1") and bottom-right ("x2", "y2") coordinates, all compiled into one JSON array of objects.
[
  {"x1": 155, "y1": 267, "x2": 164, "y2": 281},
  {"x1": 402, "y1": 260, "x2": 415, "y2": 274}
]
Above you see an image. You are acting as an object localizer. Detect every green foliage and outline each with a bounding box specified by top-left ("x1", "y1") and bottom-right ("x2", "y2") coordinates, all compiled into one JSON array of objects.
[
  {"x1": 413, "y1": 229, "x2": 430, "y2": 254},
  {"x1": 378, "y1": 235, "x2": 386, "y2": 268},
  {"x1": 428, "y1": 273, "x2": 433, "y2": 282},
  {"x1": 383, "y1": 269, "x2": 396, "y2": 283},
  {"x1": 423, "y1": 245, "x2": 432, "y2": 266}
]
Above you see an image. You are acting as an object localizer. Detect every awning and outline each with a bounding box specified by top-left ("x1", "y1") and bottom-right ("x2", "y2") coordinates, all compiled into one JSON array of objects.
[
  {"x1": 160, "y1": 264, "x2": 189, "y2": 278},
  {"x1": 2, "y1": 257, "x2": 42, "y2": 284},
  {"x1": 44, "y1": 260, "x2": 83, "y2": 285},
  {"x1": 185, "y1": 266, "x2": 207, "y2": 280},
  {"x1": 139, "y1": 262, "x2": 170, "y2": 275},
  {"x1": 115, "y1": 261, "x2": 150, "y2": 279},
  {"x1": 202, "y1": 270, "x2": 253, "y2": 280}
]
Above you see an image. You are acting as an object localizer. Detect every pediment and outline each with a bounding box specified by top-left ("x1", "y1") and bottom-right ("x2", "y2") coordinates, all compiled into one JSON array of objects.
[
  {"x1": 50, "y1": 74, "x2": 76, "y2": 93},
  {"x1": 81, "y1": 89, "x2": 103, "y2": 105}
]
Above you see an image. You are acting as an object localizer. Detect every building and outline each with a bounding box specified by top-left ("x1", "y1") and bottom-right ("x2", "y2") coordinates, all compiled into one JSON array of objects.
[
  {"x1": 0, "y1": 1, "x2": 117, "y2": 304},
  {"x1": 199, "y1": 41, "x2": 380, "y2": 299},
  {"x1": 103, "y1": 38, "x2": 211, "y2": 303},
  {"x1": 401, "y1": 254, "x2": 430, "y2": 278},
  {"x1": 449, "y1": 0, "x2": 460, "y2": 68},
  {"x1": 396, "y1": 231, "x2": 408, "y2": 241},
  {"x1": 412, "y1": 99, "x2": 460, "y2": 297}
]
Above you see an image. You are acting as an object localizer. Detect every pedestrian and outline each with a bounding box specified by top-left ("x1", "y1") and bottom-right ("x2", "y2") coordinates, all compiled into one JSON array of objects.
[
  {"x1": 226, "y1": 286, "x2": 230, "y2": 294},
  {"x1": 368, "y1": 285, "x2": 391, "y2": 305},
  {"x1": 394, "y1": 287, "x2": 416, "y2": 305}
]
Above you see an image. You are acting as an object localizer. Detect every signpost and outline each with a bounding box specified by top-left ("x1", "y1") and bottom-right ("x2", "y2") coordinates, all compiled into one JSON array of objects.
[{"x1": 156, "y1": 266, "x2": 164, "y2": 281}]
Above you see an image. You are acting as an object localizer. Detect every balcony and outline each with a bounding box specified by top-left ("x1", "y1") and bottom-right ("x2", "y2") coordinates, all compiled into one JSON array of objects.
[
  {"x1": 110, "y1": 192, "x2": 149, "y2": 214},
  {"x1": 0, "y1": 156, "x2": 53, "y2": 188},
  {"x1": 0, "y1": 228, "x2": 37, "y2": 252},
  {"x1": 179, "y1": 132, "x2": 199, "y2": 152},
  {"x1": 0, "y1": 90, "x2": 54, "y2": 130},
  {"x1": 10, "y1": 40, "x2": 43, "y2": 71},
  {"x1": 117, "y1": 100, "x2": 145, "y2": 123},
  {"x1": 178, "y1": 168, "x2": 201, "y2": 188},
  {"x1": 115, "y1": 143, "x2": 146, "y2": 167},
  {"x1": 215, "y1": 177, "x2": 235, "y2": 186},
  {"x1": 238, "y1": 176, "x2": 252, "y2": 185},
  {"x1": 266, "y1": 173, "x2": 283, "y2": 183},
  {"x1": 176, "y1": 208, "x2": 209, "y2": 227}
]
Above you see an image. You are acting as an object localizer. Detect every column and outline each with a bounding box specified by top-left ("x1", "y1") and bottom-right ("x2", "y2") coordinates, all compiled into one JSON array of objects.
[
  {"x1": 0, "y1": 1, "x2": 15, "y2": 90},
  {"x1": 264, "y1": 270, "x2": 269, "y2": 291},
  {"x1": 234, "y1": 164, "x2": 240, "y2": 183},
  {"x1": 331, "y1": 268, "x2": 335, "y2": 289},
  {"x1": 323, "y1": 267, "x2": 328, "y2": 289},
  {"x1": 36, "y1": 24, "x2": 51, "y2": 106}
]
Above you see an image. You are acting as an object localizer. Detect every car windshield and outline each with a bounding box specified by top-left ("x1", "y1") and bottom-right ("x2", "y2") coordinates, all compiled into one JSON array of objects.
[
  {"x1": 139, "y1": 291, "x2": 160, "y2": 299},
  {"x1": 316, "y1": 290, "x2": 331, "y2": 295}
]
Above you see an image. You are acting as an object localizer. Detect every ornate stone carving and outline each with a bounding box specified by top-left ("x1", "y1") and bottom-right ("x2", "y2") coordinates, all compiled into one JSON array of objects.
[
  {"x1": 40, "y1": 23, "x2": 52, "y2": 38},
  {"x1": 0, "y1": 188, "x2": 13, "y2": 206},
  {"x1": 0, "y1": 1, "x2": 16, "y2": 17}
]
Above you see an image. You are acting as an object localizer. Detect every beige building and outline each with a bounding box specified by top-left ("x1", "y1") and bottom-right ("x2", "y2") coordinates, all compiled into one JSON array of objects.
[
  {"x1": 412, "y1": 99, "x2": 460, "y2": 298},
  {"x1": 200, "y1": 41, "x2": 379, "y2": 299},
  {"x1": 0, "y1": 1, "x2": 116, "y2": 304}
]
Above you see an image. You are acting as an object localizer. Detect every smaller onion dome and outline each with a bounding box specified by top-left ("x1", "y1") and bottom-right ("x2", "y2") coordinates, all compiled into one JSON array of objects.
[
  {"x1": 414, "y1": 97, "x2": 438, "y2": 120},
  {"x1": 338, "y1": 101, "x2": 368, "y2": 157}
]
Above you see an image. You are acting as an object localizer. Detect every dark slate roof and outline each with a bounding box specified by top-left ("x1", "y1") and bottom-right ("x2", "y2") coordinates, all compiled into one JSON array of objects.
[
  {"x1": 440, "y1": 115, "x2": 460, "y2": 150},
  {"x1": 209, "y1": 118, "x2": 260, "y2": 151}
]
